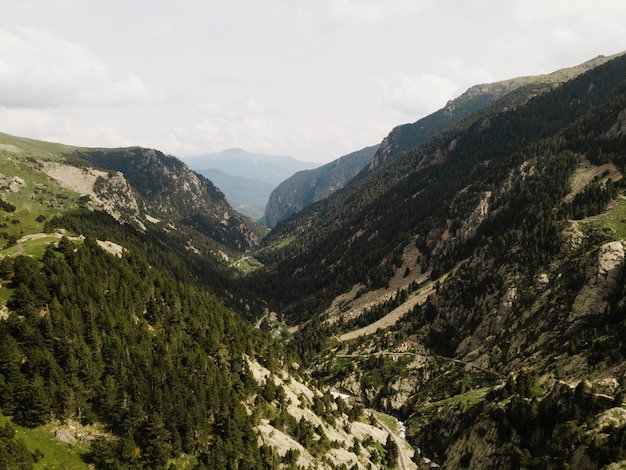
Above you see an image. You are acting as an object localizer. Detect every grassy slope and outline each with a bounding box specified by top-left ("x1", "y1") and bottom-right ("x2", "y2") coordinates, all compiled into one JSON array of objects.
[
  {"x1": 0, "y1": 133, "x2": 86, "y2": 315},
  {"x1": 0, "y1": 133, "x2": 86, "y2": 243},
  {"x1": 0, "y1": 414, "x2": 89, "y2": 469},
  {"x1": 582, "y1": 195, "x2": 626, "y2": 240}
]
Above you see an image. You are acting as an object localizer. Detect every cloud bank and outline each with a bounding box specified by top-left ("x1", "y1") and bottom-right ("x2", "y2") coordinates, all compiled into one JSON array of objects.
[{"x1": 1, "y1": 1, "x2": 626, "y2": 162}]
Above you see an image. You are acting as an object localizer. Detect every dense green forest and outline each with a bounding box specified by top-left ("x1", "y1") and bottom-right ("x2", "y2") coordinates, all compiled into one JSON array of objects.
[
  {"x1": 246, "y1": 53, "x2": 626, "y2": 323},
  {"x1": 2, "y1": 52, "x2": 626, "y2": 469},
  {"x1": 0, "y1": 232, "x2": 285, "y2": 468},
  {"x1": 46, "y1": 211, "x2": 266, "y2": 320}
]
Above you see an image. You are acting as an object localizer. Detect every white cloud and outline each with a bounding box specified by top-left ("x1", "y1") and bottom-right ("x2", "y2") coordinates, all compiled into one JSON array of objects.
[
  {"x1": 0, "y1": 28, "x2": 156, "y2": 109},
  {"x1": 438, "y1": 58, "x2": 495, "y2": 88},
  {"x1": 328, "y1": 0, "x2": 429, "y2": 27},
  {"x1": 512, "y1": 0, "x2": 626, "y2": 25},
  {"x1": 157, "y1": 128, "x2": 200, "y2": 156},
  {"x1": 0, "y1": 107, "x2": 134, "y2": 149},
  {"x1": 2, "y1": 2, "x2": 626, "y2": 163},
  {"x1": 373, "y1": 73, "x2": 459, "y2": 118},
  {"x1": 199, "y1": 98, "x2": 279, "y2": 122},
  {"x1": 511, "y1": 0, "x2": 626, "y2": 50},
  {"x1": 551, "y1": 26, "x2": 579, "y2": 47},
  {"x1": 195, "y1": 104, "x2": 284, "y2": 155}
]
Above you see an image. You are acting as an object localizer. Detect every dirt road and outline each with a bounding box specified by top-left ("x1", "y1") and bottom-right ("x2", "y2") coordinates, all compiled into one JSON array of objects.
[{"x1": 340, "y1": 280, "x2": 439, "y2": 341}]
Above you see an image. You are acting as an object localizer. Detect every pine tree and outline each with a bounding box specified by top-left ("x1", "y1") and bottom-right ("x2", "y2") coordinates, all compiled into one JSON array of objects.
[{"x1": 384, "y1": 434, "x2": 398, "y2": 468}]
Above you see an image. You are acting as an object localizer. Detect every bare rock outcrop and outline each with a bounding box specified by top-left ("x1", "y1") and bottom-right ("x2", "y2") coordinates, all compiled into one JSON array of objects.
[
  {"x1": 605, "y1": 108, "x2": 626, "y2": 139},
  {"x1": 572, "y1": 240, "x2": 626, "y2": 319}
]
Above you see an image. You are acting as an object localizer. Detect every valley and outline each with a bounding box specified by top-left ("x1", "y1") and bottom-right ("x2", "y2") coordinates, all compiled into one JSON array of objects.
[{"x1": 1, "y1": 51, "x2": 626, "y2": 469}]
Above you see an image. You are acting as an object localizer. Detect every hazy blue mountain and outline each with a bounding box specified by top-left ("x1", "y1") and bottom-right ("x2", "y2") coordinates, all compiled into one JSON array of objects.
[
  {"x1": 186, "y1": 148, "x2": 319, "y2": 186},
  {"x1": 196, "y1": 168, "x2": 275, "y2": 221}
]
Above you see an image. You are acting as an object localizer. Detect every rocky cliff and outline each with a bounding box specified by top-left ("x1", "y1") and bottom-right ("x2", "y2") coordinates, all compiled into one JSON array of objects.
[{"x1": 262, "y1": 145, "x2": 379, "y2": 228}]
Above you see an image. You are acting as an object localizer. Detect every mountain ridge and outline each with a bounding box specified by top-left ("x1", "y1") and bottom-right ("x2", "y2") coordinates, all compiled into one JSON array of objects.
[
  {"x1": 262, "y1": 145, "x2": 380, "y2": 228},
  {"x1": 2, "y1": 50, "x2": 626, "y2": 468},
  {"x1": 257, "y1": 55, "x2": 621, "y2": 231},
  {"x1": 369, "y1": 51, "x2": 623, "y2": 170},
  {"x1": 186, "y1": 148, "x2": 319, "y2": 186},
  {"x1": 250, "y1": 51, "x2": 626, "y2": 319},
  {"x1": 245, "y1": 50, "x2": 626, "y2": 468}
]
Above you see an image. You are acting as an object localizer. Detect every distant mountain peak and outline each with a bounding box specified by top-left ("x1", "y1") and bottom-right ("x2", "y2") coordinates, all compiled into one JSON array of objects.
[{"x1": 186, "y1": 148, "x2": 319, "y2": 186}]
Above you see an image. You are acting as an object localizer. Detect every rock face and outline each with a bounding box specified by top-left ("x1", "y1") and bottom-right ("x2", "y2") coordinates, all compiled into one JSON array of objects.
[
  {"x1": 572, "y1": 240, "x2": 626, "y2": 319},
  {"x1": 92, "y1": 171, "x2": 142, "y2": 224},
  {"x1": 605, "y1": 108, "x2": 626, "y2": 139},
  {"x1": 78, "y1": 147, "x2": 266, "y2": 252},
  {"x1": 262, "y1": 145, "x2": 378, "y2": 228},
  {"x1": 455, "y1": 191, "x2": 492, "y2": 242},
  {"x1": 597, "y1": 241, "x2": 626, "y2": 291}
]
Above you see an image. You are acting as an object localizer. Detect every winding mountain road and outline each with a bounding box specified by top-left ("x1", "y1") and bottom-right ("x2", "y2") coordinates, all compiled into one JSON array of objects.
[{"x1": 340, "y1": 279, "x2": 441, "y2": 341}]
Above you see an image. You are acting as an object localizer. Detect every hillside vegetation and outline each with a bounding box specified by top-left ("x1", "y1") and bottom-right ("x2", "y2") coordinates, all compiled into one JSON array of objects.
[
  {"x1": 0, "y1": 133, "x2": 409, "y2": 469},
  {"x1": 245, "y1": 52, "x2": 626, "y2": 468},
  {"x1": 247, "y1": 52, "x2": 626, "y2": 321},
  {"x1": 2, "y1": 51, "x2": 626, "y2": 469}
]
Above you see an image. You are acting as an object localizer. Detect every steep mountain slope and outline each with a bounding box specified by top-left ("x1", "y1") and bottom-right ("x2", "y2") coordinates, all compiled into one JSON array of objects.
[
  {"x1": 0, "y1": 132, "x2": 410, "y2": 469},
  {"x1": 0, "y1": 230, "x2": 404, "y2": 468},
  {"x1": 258, "y1": 53, "x2": 598, "y2": 232},
  {"x1": 196, "y1": 168, "x2": 275, "y2": 221},
  {"x1": 0, "y1": 135, "x2": 266, "y2": 277},
  {"x1": 262, "y1": 145, "x2": 379, "y2": 228},
  {"x1": 246, "y1": 52, "x2": 626, "y2": 467},
  {"x1": 75, "y1": 147, "x2": 266, "y2": 252},
  {"x1": 248, "y1": 52, "x2": 625, "y2": 320},
  {"x1": 370, "y1": 52, "x2": 618, "y2": 170}
]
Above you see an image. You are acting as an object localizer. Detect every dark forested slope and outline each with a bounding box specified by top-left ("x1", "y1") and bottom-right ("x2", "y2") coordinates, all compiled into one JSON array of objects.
[
  {"x1": 0, "y1": 235, "x2": 286, "y2": 468},
  {"x1": 249, "y1": 52, "x2": 626, "y2": 468},
  {"x1": 247, "y1": 52, "x2": 626, "y2": 322}
]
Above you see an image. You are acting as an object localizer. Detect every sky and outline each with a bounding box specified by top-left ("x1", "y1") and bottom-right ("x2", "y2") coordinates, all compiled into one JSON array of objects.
[{"x1": 1, "y1": 1, "x2": 626, "y2": 164}]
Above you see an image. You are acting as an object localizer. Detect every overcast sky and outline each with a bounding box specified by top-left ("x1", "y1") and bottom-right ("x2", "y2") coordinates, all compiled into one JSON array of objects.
[{"x1": 2, "y1": 1, "x2": 626, "y2": 164}]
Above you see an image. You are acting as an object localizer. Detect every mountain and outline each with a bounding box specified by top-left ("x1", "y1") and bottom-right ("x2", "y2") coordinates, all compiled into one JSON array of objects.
[
  {"x1": 250, "y1": 52, "x2": 623, "y2": 317},
  {"x1": 0, "y1": 132, "x2": 406, "y2": 469},
  {"x1": 244, "y1": 51, "x2": 626, "y2": 467},
  {"x1": 197, "y1": 168, "x2": 275, "y2": 221},
  {"x1": 262, "y1": 145, "x2": 379, "y2": 228},
  {"x1": 0, "y1": 134, "x2": 265, "y2": 256},
  {"x1": 186, "y1": 148, "x2": 319, "y2": 186},
  {"x1": 259, "y1": 54, "x2": 607, "y2": 231},
  {"x1": 187, "y1": 148, "x2": 320, "y2": 223},
  {"x1": 4, "y1": 50, "x2": 626, "y2": 469},
  {"x1": 260, "y1": 56, "x2": 613, "y2": 230},
  {"x1": 369, "y1": 52, "x2": 618, "y2": 170}
]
